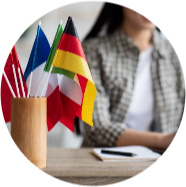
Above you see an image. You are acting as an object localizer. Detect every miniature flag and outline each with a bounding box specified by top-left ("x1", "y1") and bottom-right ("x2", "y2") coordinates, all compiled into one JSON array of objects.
[
  {"x1": 49, "y1": 20, "x2": 82, "y2": 132},
  {"x1": 52, "y1": 17, "x2": 97, "y2": 129},
  {"x1": 24, "y1": 23, "x2": 50, "y2": 97},
  {"x1": 1, "y1": 46, "x2": 27, "y2": 122},
  {"x1": 43, "y1": 23, "x2": 63, "y2": 131}
]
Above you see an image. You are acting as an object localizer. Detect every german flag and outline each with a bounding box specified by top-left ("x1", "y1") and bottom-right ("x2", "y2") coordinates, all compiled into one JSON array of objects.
[{"x1": 52, "y1": 17, "x2": 97, "y2": 129}]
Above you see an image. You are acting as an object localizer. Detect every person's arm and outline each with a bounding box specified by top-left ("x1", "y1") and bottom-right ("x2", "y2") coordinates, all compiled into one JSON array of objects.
[{"x1": 116, "y1": 129, "x2": 176, "y2": 150}]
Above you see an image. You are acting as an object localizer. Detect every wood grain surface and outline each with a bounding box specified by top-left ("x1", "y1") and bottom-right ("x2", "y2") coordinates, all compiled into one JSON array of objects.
[
  {"x1": 43, "y1": 148, "x2": 155, "y2": 185},
  {"x1": 11, "y1": 97, "x2": 47, "y2": 169}
]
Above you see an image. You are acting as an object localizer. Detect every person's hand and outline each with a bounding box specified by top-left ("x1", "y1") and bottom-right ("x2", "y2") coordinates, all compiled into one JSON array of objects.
[{"x1": 158, "y1": 131, "x2": 177, "y2": 150}]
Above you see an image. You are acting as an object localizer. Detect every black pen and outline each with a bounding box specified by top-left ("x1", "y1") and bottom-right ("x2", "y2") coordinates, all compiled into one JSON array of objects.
[{"x1": 101, "y1": 149, "x2": 137, "y2": 157}]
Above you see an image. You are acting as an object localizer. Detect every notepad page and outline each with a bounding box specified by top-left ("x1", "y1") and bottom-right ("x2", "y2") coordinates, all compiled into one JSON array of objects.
[{"x1": 92, "y1": 145, "x2": 161, "y2": 161}]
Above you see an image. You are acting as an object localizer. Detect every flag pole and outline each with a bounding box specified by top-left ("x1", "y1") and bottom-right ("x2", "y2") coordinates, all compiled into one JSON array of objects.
[
  {"x1": 12, "y1": 64, "x2": 20, "y2": 97},
  {"x1": 35, "y1": 71, "x2": 45, "y2": 97},
  {"x1": 39, "y1": 19, "x2": 63, "y2": 97},
  {"x1": 3, "y1": 71, "x2": 16, "y2": 97},
  {"x1": 40, "y1": 64, "x2": 53, "y2": 97},
  {"x1": 40, "y1": 46, "x2": 59, "y2": 97},
  {"x1": 18, "y1": 67, "x2": 26, "y2": 97},
  {"x1": 27, "y1": 71, "x2": 33, "y2": 98},
  {"x1": 27, "y1": 21, "x2": 41, "y2": 98}
]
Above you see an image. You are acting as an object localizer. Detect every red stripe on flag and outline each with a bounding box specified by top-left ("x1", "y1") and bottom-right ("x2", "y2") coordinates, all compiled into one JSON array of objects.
[
  {"x1": 12, "y1": 46, "x2": 20, "y2": 68},
  {"x1": 75, "y1": 74, "x2": 88, "y2": 119},
  {"x1": 58, "y1": 33, "x2": 86, "y2": 61},
  {"x1": 59, "y1": 91, "x2": 81, "y2": 132},
  {"x1": 47, "y1": 86, "x2": 63, "y2": 131},
  {"x1": 1, "y1": 71, "x2": 13, "y2": 122},
  {"x1": 4, "y1": 54, "x2": 13, "y2": 68},
  {"x1": 77, "y1": 74, "x2": 88, "y2": 94},
  {"x1": 1, "y1": 67, "x2": 25, "y2": 122},
  {"x1": 5, "y1": 46, "x2": 20, "y2": 68},
  {"x1": 1, "y1": 47, "x2": 28, "y2": 123}
]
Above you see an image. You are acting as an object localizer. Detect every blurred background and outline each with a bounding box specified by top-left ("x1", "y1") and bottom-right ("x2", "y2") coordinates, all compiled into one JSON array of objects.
[{"x1": 7, "y1": 1, "x2": 104, "y2": 148}]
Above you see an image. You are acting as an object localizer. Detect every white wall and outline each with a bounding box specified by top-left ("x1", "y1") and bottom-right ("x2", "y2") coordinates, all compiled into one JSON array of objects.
[{"x1": 13, "y1": 2, "x2": 104, "y2": 148}]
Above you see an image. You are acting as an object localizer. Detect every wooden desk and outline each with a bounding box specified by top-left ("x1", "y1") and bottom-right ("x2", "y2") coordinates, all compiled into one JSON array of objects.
[{"x1": 43, "y1": 148, "x2": 155, "y2": 185}]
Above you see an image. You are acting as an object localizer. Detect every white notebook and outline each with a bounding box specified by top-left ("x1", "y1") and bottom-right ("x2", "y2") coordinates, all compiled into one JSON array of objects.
[{"x1": 92, "y1": 145, "x2": 161, "y2": 161}]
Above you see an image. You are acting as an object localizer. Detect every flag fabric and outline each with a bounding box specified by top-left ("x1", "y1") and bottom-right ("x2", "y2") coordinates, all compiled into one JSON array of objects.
[
  {"x1": 44, "y1": 23, "x2": 63, "y2": 72},
  {"x1": 52, "y1": 17, "x2": 97, "y2": 130},
  {"x1": 23, "y1": 23, "x2": 65, "y2": 131},
  {"x1": 24, "y1": 24, "x2": 50, "y2": 97},
  {"x1": 49, "y1": 20, "x2": 82, "y2": 132},
  {"x1": 1, "y1": 46, "x2": 27, "y2": 122},
  {"x1": 44, "y1": 23, "x2": 63, "y2": 131},
  {"x1": 57, "y1": 75, "x2": 83, "y2": 132}
]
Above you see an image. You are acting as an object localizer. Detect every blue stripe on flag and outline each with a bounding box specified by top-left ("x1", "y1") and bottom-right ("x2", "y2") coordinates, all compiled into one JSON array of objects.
[{"x1": 24, "y1": 25, "x2": 50, "y2": 81}]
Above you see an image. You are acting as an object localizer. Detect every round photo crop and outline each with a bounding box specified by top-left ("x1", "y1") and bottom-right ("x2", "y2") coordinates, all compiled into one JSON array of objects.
[{"x1": 0, "y1": 1, "x2": 185, "y2": 186}]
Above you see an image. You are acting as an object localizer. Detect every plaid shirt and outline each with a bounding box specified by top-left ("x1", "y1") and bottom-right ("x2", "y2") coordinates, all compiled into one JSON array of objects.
[{"x1": 82, "y1": 28, "x2": 185, "y2": 147}]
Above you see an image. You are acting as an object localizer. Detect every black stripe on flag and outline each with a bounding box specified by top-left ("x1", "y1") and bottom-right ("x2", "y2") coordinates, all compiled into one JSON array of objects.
[{"x1": 64, "y1": 17, "x2": 79, "y2": 39}]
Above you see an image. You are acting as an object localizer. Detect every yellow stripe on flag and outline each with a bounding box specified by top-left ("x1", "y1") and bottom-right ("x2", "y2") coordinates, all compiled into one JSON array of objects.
[
  {"x1": 54, "y1": 49, "x2": 94, "y2": 83},
  {"x1": 53, "y1": 49, "x2": 97, "y2": 127},
  {"x1": 81, "y1": 80, "x2": 97, "y2": 126}
]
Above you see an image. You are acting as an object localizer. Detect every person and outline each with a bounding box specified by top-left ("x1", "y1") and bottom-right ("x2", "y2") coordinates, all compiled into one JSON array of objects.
[{"x1": 81, "y1": 3, "x2": 185, "y2": 151}]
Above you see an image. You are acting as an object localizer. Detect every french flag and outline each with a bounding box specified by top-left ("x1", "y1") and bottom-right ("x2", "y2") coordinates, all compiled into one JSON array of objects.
[
  {"x1": 24, "y1": 23, "x2": 62, "y2": 131},
  {"x1": 24, "y1": 23, "x2": 50, "y2": 97}
]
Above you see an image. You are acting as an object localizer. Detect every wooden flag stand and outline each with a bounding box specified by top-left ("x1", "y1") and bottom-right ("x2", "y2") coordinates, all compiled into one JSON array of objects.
[{"x1": 11, "y1": 97, "x2": 47, "y2": 169}]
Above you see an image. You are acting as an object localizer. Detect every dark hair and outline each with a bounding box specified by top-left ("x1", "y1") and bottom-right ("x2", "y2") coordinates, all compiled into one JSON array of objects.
[{"x1": 85, "y1": 2, "x2": 123, "y2": 40}]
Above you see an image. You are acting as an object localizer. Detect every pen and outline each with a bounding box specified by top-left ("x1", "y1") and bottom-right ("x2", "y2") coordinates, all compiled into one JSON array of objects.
[{"x1": 101, "y1": 149, "x2": 137, "y2": 157}]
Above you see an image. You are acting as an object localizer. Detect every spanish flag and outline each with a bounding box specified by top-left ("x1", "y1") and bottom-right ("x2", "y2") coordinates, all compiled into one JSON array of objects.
[{"x1": 52, "y1": 17, "x2": 97, "y2": 129}]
